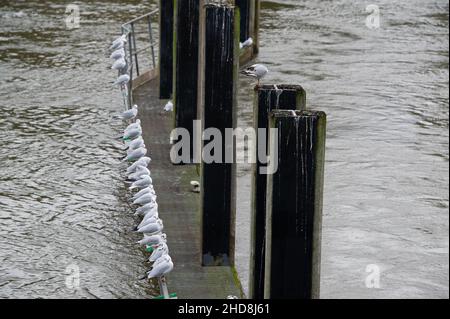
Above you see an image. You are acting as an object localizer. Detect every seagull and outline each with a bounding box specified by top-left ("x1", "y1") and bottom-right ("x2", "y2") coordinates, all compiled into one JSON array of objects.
[
  {"x1": 149, "y1": 242, "x2": 169, "y2": 263},
  {"x1": 135, "y1": 202, "x2": 158, "y2": 217},
  {"x1": 124, "y1": 119, "x2": 141, "y2": 133},
  {"x1": 125, "y1": 136, "x2": 144, "y2": 152},
  {"x1": 110, "y1": 34, "x2": 127, "y2": 50},
  {"x1": 122, "y1": 127, "x2": 142, "y2": 141},
  {"x1": 123, "y1": 147, "x2": 147, "y2": 162},
  {"x1": 114, "y1": 104, "x2": 138, "y2": 121},
  {"x1": 239, "y1": 37, "x2": 253, "y2": 49},
  {"x1": 190, "y1": 181, "x2": 200, "y2": 193},
  {"x1": 138, "y1": 209, "x2": 159, "y2": 227},
  {"x1": 137, "y1": 233, "x2": 167, "y2": 246},
  {"x1": 136, "y1": 214, "x2": 159, "y2": 231},
  {"x1": 240, "y1": 64, "x2": 269, "y2": 86},
  {"x1": 110, "y1": 48, "x2": 125, "y2": 60},
  {"x1": 132, "y1": 186, "x2": 155, "y2": 201},
  {"x1": 137, "y1": 218, "x2": 164, "y2": 235},
  {"x1": 128, "y1": 166, "x2": 151, "y2": 181},
  {"x1": 111, "y1": 58, "x2": 126, "y2": 71},
  {"x1": 132, "y1": 192, "x2": 156, "y2": 206},
  {"x1": 147, "y1": 255, "x2": 173, "y2": 279},
  {"x1": 164, "y1": 101, "x2": 173, "y2": 112},
  {"x1": 127, "y1": 156, "x2": 151, "y2": 174},
  {"x1": 129, "y1": 175, "x2": 153, "y2": 190},
  {"x1": 113, "y1": 74, "x2": 130, "y2": 86}
]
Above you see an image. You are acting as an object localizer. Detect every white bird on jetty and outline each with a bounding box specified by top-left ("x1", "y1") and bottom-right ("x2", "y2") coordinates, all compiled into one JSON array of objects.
[
  {"x1": 241, "y1": 64, "x2": 269, "y2": 86},
  {"x1": 140, "y1": 208, "x2": 159, "y2": 223},
  {"x1": 137, "y1": 214, "x2": 159, "y2": 230},
  {"x1": 110, "y1": 48, "x2": 125, "y2": 60},
  {"x1": 111, "y1": 58, "x2": 126, "y2": 71},
  {"x1": 164, "y1": 101, "x2": 173, "y2": 112},
  {"x1": 128, "y1": 166, "x2": 151, "y2": 181},
  {"x1": 239, "y1": 37, "x2": 253, "y2": 49},
  {"x1": 147, "y1": 255, "x2": 173, "y2": 279},
  {"x1": 129, "y1": 175, "x2": 153, "y2": 190},
  {"x1": 124, "y1": 119, "x2": 141, "y2": 132},
  {"x1": 122, "y1": 128, "x2": 142, "y2": 141},
  {"x1": 125, "y1": 136, "x2": 144, "y2": 152},
  {"x1": 133, "y1": 192, "x2": 156, "y2": 206},
  {"x1": 127, "y1": 156, "x2": 151, "y2": 174},
  {"x1": 113, "y1": 74, "x2": 130, "y2": 86},
  {"x1": 149, "y1": 242, "x2": 169, "y2": 263},
  {"x1": 137, "y1": 218, "x2": 164, "y2": 235},
  {"x1": 123, "y1": 147, "x2": 147, "y2": 162},
  {"x1": 137, "y1": 233, "x2": 167, "y2": 246},
  {"x1": 114, "y1": 104, "x2": 138, "y2": 121},
  {"x1": 135, "y1": 202, "x2": 158, "y2": 217},
  {"x1": 132, "y1": 186, "x2": 155, "y2": 201},
  {"x1": 190, "y1": 181, "x2": 200, "y2": 193},
  {"x1": 110, "y1": 34, "x2": 127, "y2": 50}
]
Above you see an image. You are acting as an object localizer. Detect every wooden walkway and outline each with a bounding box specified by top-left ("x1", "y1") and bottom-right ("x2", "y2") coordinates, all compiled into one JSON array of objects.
[{"x1": 133, "y1": 78, "x2": 242, "y2": 299}]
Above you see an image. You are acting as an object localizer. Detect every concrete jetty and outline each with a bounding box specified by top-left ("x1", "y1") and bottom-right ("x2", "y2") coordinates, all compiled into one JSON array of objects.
[{"x1": 133, "y1": 79, "x2": 242, "y2": 299}]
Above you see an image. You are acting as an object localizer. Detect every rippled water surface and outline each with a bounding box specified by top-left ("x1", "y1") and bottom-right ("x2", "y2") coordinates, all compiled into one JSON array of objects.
[{"x1": 0, "y1": 0, "x2": 448, "y2": 298}]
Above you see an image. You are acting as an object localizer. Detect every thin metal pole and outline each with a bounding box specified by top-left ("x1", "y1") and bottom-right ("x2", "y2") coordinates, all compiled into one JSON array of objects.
[
  {"x1": 147, "y1": 15, "x2": 157, "y2": 68},
  {"x1": 131, "y1": 22, "x2": 139, "y2": 76},
  {"x1": 128, "y1": 31, "x2": 133, "y2": 108},
  {"x1": 158, "y1": 277, "x2": 170, "y2": 299}
]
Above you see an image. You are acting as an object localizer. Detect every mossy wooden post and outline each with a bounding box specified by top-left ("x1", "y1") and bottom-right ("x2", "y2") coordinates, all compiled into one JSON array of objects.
[
  {"x1": 173, "y1": 0, "x2": 200, "y2": 164},
  {"x1": 264, "y1": 110, "x2": 326, "y2": 299},
  {"x1": 159, "y1": 0, "x2": 174, "y2": 99},
  {"x1": 249, "y1": 85, "x2": 306, "y2": 299},
  {"x1": 199, "y1": 3, "x2": 239, "y2": 267}
]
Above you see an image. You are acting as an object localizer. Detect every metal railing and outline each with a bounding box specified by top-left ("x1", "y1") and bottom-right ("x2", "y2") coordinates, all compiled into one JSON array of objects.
[{"x1": 120, "y1": 9, "x2": 159, "y2": 109}]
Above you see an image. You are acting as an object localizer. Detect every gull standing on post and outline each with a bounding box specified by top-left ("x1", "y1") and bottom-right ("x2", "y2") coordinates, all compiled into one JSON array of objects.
[{"x1": 241, "y1": 64, "x2": 269, "y2": 86}]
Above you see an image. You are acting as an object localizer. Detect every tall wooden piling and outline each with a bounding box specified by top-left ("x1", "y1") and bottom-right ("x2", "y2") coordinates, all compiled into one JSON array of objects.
[
  {"x1": 173, "y1": 0, "x2": 200, "y2": 163},
  {"x1": 199, "y1": 3, "x2": 239, "y2": 267},
  {"x1": 264, "y1": 110, "x2": 326, "y2": 299},
  {"x1": 249, "y1": 85, "x2": 306, "y2": 299},
  {"x1": 159, "y1": 0, "x2": 174, "y2": 99},
  {"x1": 235, "y1": 0, "x2": 250, "y2": 42}
]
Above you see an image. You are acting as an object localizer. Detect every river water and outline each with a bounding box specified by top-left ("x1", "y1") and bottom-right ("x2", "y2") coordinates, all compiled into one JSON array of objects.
[{"x1": 0, "y1": 0, "x2": 448, "y2": 299}]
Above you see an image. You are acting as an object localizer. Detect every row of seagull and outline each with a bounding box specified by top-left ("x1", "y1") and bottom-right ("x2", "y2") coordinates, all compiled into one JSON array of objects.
[{"x1": 109, "y1": 35, "x2": 174, "y2": 286}]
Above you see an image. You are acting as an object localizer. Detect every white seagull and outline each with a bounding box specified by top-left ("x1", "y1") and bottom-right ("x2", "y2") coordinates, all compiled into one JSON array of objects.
[
  {"x1": 129, "y1": 175, "x2": 153, "y2": 190},
  {"x1": 132, "y1": 186, "x2": 155, "y2": 201},
  {"x1": 127, "y1": 156, "x2": 151, "y2": 174},
  {"x1": 132, "y1": 192, "x2": 156, "y2": 206},
  {"x1": 137, "y1": 218, "x2": 164, "y2": 235},
  {"x1": 113, "y1": 74, "x2": 130, "y2": 86},
  {"x1": 135, "y1": 202, "x2": 158, "y2": 217},
  {"x1": 164, "y1": 101, "x2": 173, "y2": 112},
  {"x1": 137, "y1": 233, "x2": 167, "y2": 246},
  {"x1": 122, "y1": 127, "x2": 142, "y2": 141},
  {"x1": 110, "y1": 48, "x2": 125, "y2": 60},
  {"x1": 239, "y1": 37, "x2": 253, "y2": 49},
  {"x1": 111, "y1": 58, "x2": 126, "y2": 71},
  {"x1": 123, "y1": 147, "x2": 147, "y2": 162},
  {"x1": 149, "y1": 242, "x2": 169, "y2": 263},
  {"x1": 241, "y1": 64, "x2": 269, "y2": 86},
  {"x1": 114, "y1": 104, "x2": 138, "y2": 121},
  {"x1": 147, "y1": 255, "x2": 173, "y2": 279}
]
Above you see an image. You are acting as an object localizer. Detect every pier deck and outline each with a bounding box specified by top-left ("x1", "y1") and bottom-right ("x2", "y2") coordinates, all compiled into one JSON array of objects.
[{"x1": 133, "y1": 78, "x2": 242, "y2": 299}]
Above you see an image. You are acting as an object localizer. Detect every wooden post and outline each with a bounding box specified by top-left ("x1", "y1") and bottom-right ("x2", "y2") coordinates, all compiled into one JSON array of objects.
[
  {"x1": 253, "y1": 0, "x2": 260, "y2": 54},
  {"x1": 173, "y1": 0, "x2": 200, "y2": 164},
  {"x1": 199, "y1": 3, "x2": 239, "y2": 267},
  {"x1": 159, "y1": 0, "x2": 174, "y2": 99},
  {"x1": 249, "y1": 85, "x2": 306, "y2": 299},
  {"x1": 264, "y1": 110, "x2": 326, "y2": 299},
  {"x1": 235, "y1": 0, "x2": 250, "y2": 42}
]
